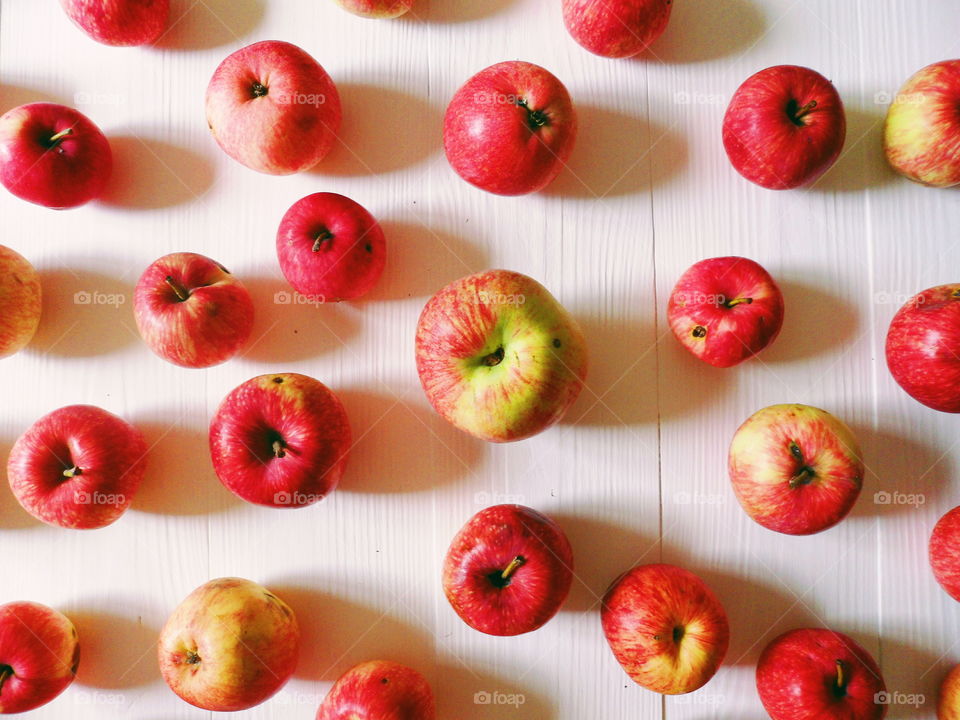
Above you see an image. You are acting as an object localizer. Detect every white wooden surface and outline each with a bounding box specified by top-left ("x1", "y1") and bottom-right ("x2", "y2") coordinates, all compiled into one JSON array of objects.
[{"x1": 0, "y1": 0, "x2": 958, "y2": 718}]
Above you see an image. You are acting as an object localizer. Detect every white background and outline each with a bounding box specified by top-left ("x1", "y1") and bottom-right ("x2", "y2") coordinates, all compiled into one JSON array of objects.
[{"x1": 1, "y1": 0, "x2": 958, "y2": 718}]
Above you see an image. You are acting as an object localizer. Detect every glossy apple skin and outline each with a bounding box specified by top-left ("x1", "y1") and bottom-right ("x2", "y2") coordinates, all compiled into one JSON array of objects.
[
  {"x1": 443, "y1": 61, "x2": 577, "y2": 195},
  {"x1": 158, "y1": 577, "x2": 299, "y2": 712},
  {"x1": 667, "y1": 256, "x2": 784, "y2": 368},
  {"x1": 209, "y1": 373, "x2": 352, "y2": 508},
  {"x1": 60, "y1": 0, "x2": 169, "y2": 46},
  {"x1": 276, "y1": 192, "x2": 386, "y2": 301},
  {"x1": 929, "y1": 506, "x2": 960, "y2": 602},
  {"x1": 886, "y1": 285, "x2": 960, "y2": 412},
  {"x1": 133, "y1": 252, "x2": 254, "y2": 368},
  {"x1": 757, "y1": 628, "x2": 886, "y2": 720},
  {"x1": 442, "y1": 505, "x2": 573, "y2": 637},
  {"x1": 884, "y1": 60, "x2": 960, "y2": 187},
  {"x1": 723, "y1": 65, "x2": 846, "y2": 190},
  {"x1": 0, "y1": 245, "x2": 41, "y2": 358},
  {"x1": 562, "y1": 0, "x2": 672, "y2": 58},
  {"x1": 8, "y1": 405, "x2": 147, "y2": 529},
  {"x1": 205, "y1": 40, "x2": 342, "y2": 175},
  {"x1": 729, "y1": 404, "x2": 863, "y2": 535},
  {"x1": 415, "y1": 270, "x2": 588, "y2": 442},
  {"x1": 333, "y1": 0, "x2": 414, "y2": 18},
  {"x1": 0, "y1": 103, "x2": 112, "y2": 209},
  {"x1": 939, "y1": 663, "x2": 960, "y2": 720},
  {"x1": 317, "y1": 660, "x2": 435, "y2": 720},
  {"x1": 601, "y1": 563, "x2": 729, "y2": 695}
]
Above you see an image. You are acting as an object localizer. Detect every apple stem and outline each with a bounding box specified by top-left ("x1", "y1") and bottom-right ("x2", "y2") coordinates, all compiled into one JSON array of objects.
[
  {"x1": 62, "y1": 465, "x2": 82, "y2": 478},
  {"x1": 48, "y1": 127, "x2": 74, "y2": 146},
  {"x1": 272, "y1": 439, "x2": 287, "y2": 459},
  {"x1": 0, "y1": 665, "x2": 12, "y2": 694},
  {"x1": 501, "y1": 555, "x2": 526, "y2": 581},
  {"x1": 515, "y1": 97, "x2": 549, "y2": 130},
  {"x1": 312, "y1": 229, "x2": 334, "y2": 252},
  {"x1": 835, "y1": 659, "x2": 847, "y2": 694},
  {"x1": 792, "y1": 99, "x2": 818, "y2": 122},
  {"x1": 164, "y1": 276, "x2": 190, "y2": 302},
  {"x1": 724, "y1": 297, "x2": 753, "y2": 308},
  {"x1": 481, "y1": 346, "x2": 505, "y2": 367}
]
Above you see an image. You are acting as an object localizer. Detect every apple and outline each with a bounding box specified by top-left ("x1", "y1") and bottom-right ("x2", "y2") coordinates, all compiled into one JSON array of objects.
[
  {"x1": 562, "y1": 0, "x2": 672, "y2": 58},
  {"x1": 729, "y1": 403, "x2": 863, "y2": 535},
  {"x1": 0, "y1": 103, "x2": 112, "y2": 209},
  {"x1": 317, "y1": 660, "x2": 435, "y2": 720},
  {"x1": 0, "y1": 245, "x2": 41, "y2": 358},
  {"x1": 60, "y1": 0, "x2": 169, "y2": 46},
  {"x1": 8, "y1": 404, "x2": 147, "y2": 529},
  {"x1": 929, "y1": 505, "x2": 960, "y2": 602},
  {"x1": 884, "y1": 60, "x2": 960, "y2": 187},
  {"x1": 209, "y1": 373, "x2": 352, "y2": 508},
  {"x1": 601, "y1": 563, "x2": 729, "y2": 695},
  {"x1": 723, "y1": 65, "x2": 846, "y2": 189},
  {"x1": 886, "y1": 285, "x2": 960, "y2": 412},
  {"x1": 276, "y1": 192, "x2": 386, "y2": 302},
  {"x1": 757, "y1": 628, "x2": 886, "y2": 720},
  {"x1": 333, "y1": 0, "x2": 414, "y2": 18},
  {"x1": 939, "y1": 663, "x2": 960, "y2": 720},
  {"x1": 205, "y1": 40, "x2": 342, "y2": 175},
  {"x1": 133, "y1": 252, "x2": 254, "y2": 368},
  {"x1": 442, "y1": 504, "x2": 573, "y2": 636},
  {"x1": 667, "y1": 256, "x2": 784, "y2": 367},
  {"x1": 443, "y1": 61, "x2": 578, "y2": 195},
  {"x1": 158, "y1": 577, "x2": 299, "y2": 712}
]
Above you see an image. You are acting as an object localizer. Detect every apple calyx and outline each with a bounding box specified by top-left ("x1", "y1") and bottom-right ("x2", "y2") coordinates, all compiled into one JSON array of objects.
[
  {"x1": 0, "y1": 664, "x2": 13, "y2": 694},
  {"x1": 251, "y1": 82, "x2": 268, "y2": 98},
  {"x1": 272, "y1": 438, "x2": 287, "y2": 459},
  {"x1": 832, "y1": 659, "x2": 849, "y2": 698},
  {"x1": 514, "y1": 98, "x2": 549, "y2": 131},
  {"x1": 62, "y1": 465, "x2": 82, "y2": 478},
  {"x1": 787, "y1": 99, "x2": 818, "y2": 126},
  {"x1": 724, "y1": 297, "x2": 753, "y2": 308},
  {"x1": 312, "y1": 228, "x2": 334, "y2": 252},
  {"x1": 481, "y1": 346, "x2": 506, "y2": 367},
  {"x1": 489, "y1": 555, "x2": 526, "y2": 588},
  {"x1": 788, "y1": 441, "x2": 817, "y2": 489},
  {"x1": 164, "y1": 276, "x2": 191, "y2": 302},
  {"x1": 185, "y1": 650, "x2": 201, "y2": 665},
  {"x1": 692, "y1": 325, "x2": 707, "y2": 338}
]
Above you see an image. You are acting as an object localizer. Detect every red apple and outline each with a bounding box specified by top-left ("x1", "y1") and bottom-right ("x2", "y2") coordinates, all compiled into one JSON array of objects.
[
  {"x1": 0, "y1": 602, "x2": 79, "y2": 713},
  {"x1": 0, "y1": 103, "x2": 112, "y2": 209},
  {"x1": 205, "y1": 40, "x2": 342, "y2": 175},
  {"x1": 729, "y1": 404, "x2": 863, "y2": 535},
  {"x1": 276, "y1": 192, "x2": 386, "y2": 302},
  {"x1": 667, "y1": 256, "x2": 784, "y2": 367},
  {"x1": 886, "y1": 284, "x2": 960, "y2": 413},
  {"x1": 60, "y1": 0, "x2": 169, "y2": 46},
  {"x1": 209, "y1": 373, "x2": 352, "y2": 508},
  {"x1": 723, "y1": 65, "x2": 846, "y2": 189},
  {"x1": 443, "y1": 61, "x2": 577, "y2": 195},
  {"x1": 757, "y1": 628, "x2": 886, "y2": 720},
  {"x1": 929, "y1": 505, "x2": 960, "y2": 602},
  {"x1": 0, "y1": 245, "x2": 41, "y2": 358},
  {"x1": 601, "y1": 563, "x2": 729, "y2": 695},
  {"x1": 562, "y1": 0, "x2": 672, "y2": 58},
  {"x1": 8, "y1": 405, "x2": 147, "y2": 529},
  {"x1": 133, "y1": 252, "x2": 254, "y2": 368},
  {"x1": 317, "y1": 660, "x2": 435, "y2": 720},
  {"x1": 442, "y1": 504, "x2": 573, "y2": 637},
  {"x1": 333, "y1": 0, "x2": 414, "y2": 18},
  {"x1": 939, "y1": 663, "x2": 960, "y2": 720}
]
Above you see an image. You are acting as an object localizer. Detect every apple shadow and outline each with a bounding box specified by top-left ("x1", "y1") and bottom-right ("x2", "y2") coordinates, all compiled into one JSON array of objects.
[
  {"x1": 811, "y1": 107, "x2": 895, "y2": 194},
  {"x1": 878, "y1": 634, "x2": 945, "y2": 718},
  {"x1": 70, "y1": 609, "x2": 160, "y2": 689},
  {"x1": 0, "y1": 437, "x2": 38, "y2": 530},
  {"x1": 153, "y1": 0, "x2": 264, "y2": 50},
  {"x1": 414, "y1": 0, "x2": 515, "y2": 24},
  {"x1": 435, "y1": 660, "x2": 555, "y2": 720},
  {"x1": 0, "y1": 84, "x2": 67, "y2": 112},
  {"x1": 647, "y1": 0, "x2": 765, "y2": 63}
]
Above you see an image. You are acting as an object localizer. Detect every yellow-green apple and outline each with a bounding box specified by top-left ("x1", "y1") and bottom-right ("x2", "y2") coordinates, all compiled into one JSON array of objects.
[
  {"x1": 276, "y1": 192, "x2": 386, "y2": 302},
  {"x1": 8, "y1": 405, "x2": 147, "y2": 529},
  {"x1": 0, "y1": 602, "x2": 79, "y2": 713},
  {"x1": 886, "y1": 285, "x2": 960, "y2": 412},
  {"x1": 209, "y1": 373, "x2": 351, "y2": 508},
  {"x1": 442, "y1": 505, "x2": 573, "y2": 637},
  {"x1": 133, "y1": 252, "x2": 254, "y2": 368},
  {"x1": 60, "y1": 0, "x2": 169, "y2": 46},
  {"x1": 443, "y1": 61, "x2": 577, "y2": 195},
  {"x1": 0, "y1": 245, "x2": 41, "y2": 358},
  {"x1": 601, "y1": 563, "x2": 729, "y2": 695},
  {"x1": 205, "y1": 40, "x2": 342, "y2": 175},
  {"x1": 317, "y1": 660, "x2": 435, "y2": 720},
  {"x1": 884, "y1": 60, "x2": 960, "y2": 187},
  {"x1": 757, "y1": 628, "x2": 886, "y2": 720},
  {"x1": 158, "y1": 577, "x2": 299, "y2": 712},
  {"x1": 562, "y1": 0, "x2": 672, "y2": 58},
  {"x1": 0, "y1": 103, "x2": 112, "y2": 209},
  {"x1": 333, "y1": 0, "x2": 414, "y2": 18},
  {"x1": 929, "y1": 505, "x2": 960, "y2": 602},
  {"x1": 729, "y1": 404, "x2": 863, "y2": 535},
  {"x1": 667, "y1": 256, "x2": 784, "y2": 368},
  {"x1": 723, "y1": 66, "x2": 846, "y2": 189},
  {"x1": 415, "y1": 270, "x2": 587, "y2": 442},
  {"x1": 939, "y1": 663, "x2": 960, "y2": 719}
]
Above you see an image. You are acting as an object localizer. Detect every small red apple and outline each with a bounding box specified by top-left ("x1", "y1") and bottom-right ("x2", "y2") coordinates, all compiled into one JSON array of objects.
[
  {"x1": 0, "y1": 245, "x2": 42, "y2": 358},
  {"x1": 60, "y1": 0, "x2": 170, "y2": 46},
  {"x1": 317, "y1": 660, "x2": 435, "y2": 720},
  {"x1": 562, "y1": 0, "x2": 672, "y2": 58},
  {"x1": 930, "y1": 505, "x2": 960, "y2": 602}
]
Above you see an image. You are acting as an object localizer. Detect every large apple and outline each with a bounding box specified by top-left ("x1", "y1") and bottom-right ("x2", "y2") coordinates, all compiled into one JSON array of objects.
[
  {"x1": 562, "y1": 0, "x2": 672, "y2": 58},
  {"x1": 884, "y1": 60, "x2": 960, "y2": 187},
  {"x1": 929, "y1": 505, "x2": 960, "y2": 602},
  {"x1": 206, "y1": 40, "x2": 342, "y2": 175},
  {"x1": 886, "y1": 284, "x2": 960, "y2": 412},
  {"x1": 601, "y1": 563, "x2": 729, "y2": 695},
  {"x1": 8, "y1": 405, "x2": 147, "y2": 529},
  {"x1": 667, "y1": 256, "x2": 784, "y2": 367},
  {"x1": 60, "y1": 0, "x2": 169, "y2": 46},
  {"x1": 443, "y1": 61, "x2": 578, "y2": 195},
  {"x1": 276, "y1": 192, "x2": 386, "y2": 302},
  {"x1": 415, "y1": 270, "x2": 587, "y2": 442},
  {"x1": 317, "y1": 660, "x2": 435, "y2": 720},
  {"x1": 723, "y1": 65, "x2": 846, "y2": 189},
  {"x1": 158, "y1": 577, "x2": 299, "y2": 712},
  {"x1": 0, "y1": 245, "x2": 41, "y2": 358},
  {"x1": 729, "y1": 404, "x2": 863, "y2": 535},
  {"x1": 442, "y1": 504, "x2": 573, "y2": 637},
  {"x1": 133, "y1": 252, "x2": 254, "y2": 368},
  {"x1": 757, "y1": 628, "x2": 886, "y2": 720},
  {"x1": 939, "y1": 663, "x2": 960, "y2": 720},
  {"x1": 0, "y1": 103, "x2": 112, "y2": 209},
  {"x1": 333, "y1": 0, "x2": 414, "y2": 18},
  {"x1": 209, "y1": 373, "x2": 352, "y2": 508},
  {"x1": 0, "y1": 602, "x2": 79, "y2": 713}
]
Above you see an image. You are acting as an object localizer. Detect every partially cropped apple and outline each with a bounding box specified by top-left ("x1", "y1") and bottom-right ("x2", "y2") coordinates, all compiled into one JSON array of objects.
[
  {"x1": 939, "y1": 663, "x2": 960, "y2": 720},
  {"x1": 60, "y1": 0, "x2": 170, "y2": 46},
  {"x1": 562, "y1": 0, "x2": 672, "y2": 58},
  {"x1": 333, "y1": 0, "x2": 414, "y2": 18},
  {"x1": 317, "y1": 660, "x2": 435, "y2": 720},
  {"x1": 930, "y1": 505, "x2": 960, "y2": 603},
  {"x1": 0, "y1": 245, "x2": 41, "y2": 358}
]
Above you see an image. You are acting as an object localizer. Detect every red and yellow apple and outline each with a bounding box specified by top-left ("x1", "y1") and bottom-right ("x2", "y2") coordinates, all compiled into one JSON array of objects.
[
  {"x1": 333, "y1": 0, "x2": 414, "y2": 18},
  {"x1": 939, "y1": 663, "x2": 960, "y2": 720},
  {"x1": 0, "y1": 245, "x2": 41, "y2": 358},
  {"x1": 60, "y1": 0, "x2": 170, "y2": 46},
  {"x1": 930, "y1": 505, "x2": 960, "y2": 602},
  {"x1": 562, "y1": 0, "x2": 672, "y2": 58},
  {"x1": 317, "y1": 660, "x2": 435, "y2": 720}
]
